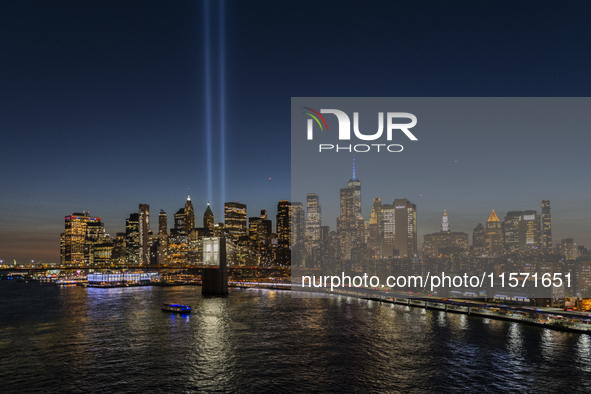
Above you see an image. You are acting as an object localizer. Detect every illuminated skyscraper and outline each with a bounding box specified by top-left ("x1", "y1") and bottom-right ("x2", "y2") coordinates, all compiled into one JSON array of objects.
[
  {"x1": 174, "y1": 208, "x2": 185, "y2": 231},
  {"x1": 503, "y1": 211, "x2": 520, "y2": 251},
  {"x1": 93, "y1": 239, "x2": 113, "y2": 265},
  {"x1": 139, "y1": 204, "x2": 150, "y2": 265},
  {"x1": 504, "y1": 210, "x2": 540, "y2": 251},
  {"x1": 169, "y1": 205, "x2": 188, "y2": 265},
  {"x1": 184, "y1": 195, "x2": 195, "y2": 233},
  {"x1": 337, "y1": 187, "x2": 356, "y2": 259},
  {"x1": 520, "y1": 212, "x2": 541, "y2": 250},
  {"x1": 61, "y1": 212, "x2": 102, "y2": 264},
  {"x1": 541, "y1": 200, "x2": 552, "y2": 251},
  {"x1": 111, "y1": 232, "x2": 126, "y2": 264},
  {"x1": 276, "y1": 200, "x2": 291, "y2": 246},
  {"x1": 559, "y1": 238, "x2": 579, "y2": 260},
  {"x1": 378, "y1": 199, "x2": 417, "y2": 257},
  {"x1": 306, "y1": 193, "x2": 321, "y2": 241},
  {"x1": 380, "y1": 202, "x2": 396, "y2": 257},
  {"x1": 249, "y1": 213, "x2": 273, "y2": 249},
  {"x1": 485, "y1": 209, "x2": 503, "y2": 254},
  {"x1": 203, "y1": 203, "x2": 214, "y2": 231},
  {"x1": 347, "y1": 156, "x2": 361, "y2": 218},
  {"x1": 159, "y1": 210, "x2": 167, "y2": 236},
  {"x1": 224, "y1": 202, "x2": 247, "y2": 243},
  {"x1": 441, "y1": 209, "x2": 449, "y2": 232},
  {"x1": 168, "y1": 230, "x2": 188, "y2": 265},
  {"x1": 247, "y1": 209, "x2": 272, "y2": 252},
  {"x1": 249, "y1": 216, "x2": 262, "y2": 246},
  {"x1": 158, "y1": 210, "x2": 168, "y2": 265},
  {"x1": 291, "y1": 202, "x2": 305, "y2": 245},
  {"x1": 86, "y1": 216, "x2": 106, "y2": 242},
  {"x1": 393, "y1": 199, "x2": 417, "y2": 257},
  {"x1": 368, "y1": 198, "x2": 382, "y2": 254},
  {"x1": 258, "y1": 218, "x2": 272, "y2": 245},
  {"x1": 126, "y1": 213, "x2": 140, "y2": 264}
]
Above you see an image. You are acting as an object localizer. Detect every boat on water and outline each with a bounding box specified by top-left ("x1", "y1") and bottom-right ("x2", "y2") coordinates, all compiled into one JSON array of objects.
[{"x1": 161, "y1": 303, "x2": 191, "y2": 313}]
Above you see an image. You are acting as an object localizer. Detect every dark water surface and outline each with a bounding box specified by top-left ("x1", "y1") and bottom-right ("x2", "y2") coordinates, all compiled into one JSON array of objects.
[{"x1": 0, "y1": 281, "x2": 590, "y2": 393}]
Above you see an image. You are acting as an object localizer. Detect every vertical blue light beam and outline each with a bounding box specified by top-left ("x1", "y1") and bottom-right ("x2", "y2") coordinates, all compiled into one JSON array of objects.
[
  {"x1": 204, "y1": 0, "x2": 213, "y2": 204},
  {"x1": 219, "y1": 0, "x2": 226, "y2": 210}
]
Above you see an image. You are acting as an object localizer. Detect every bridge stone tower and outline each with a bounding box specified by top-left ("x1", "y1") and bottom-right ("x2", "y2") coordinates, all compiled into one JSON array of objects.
[{"x1": 201, "y1": 236, "x2": 228, "y2": 295}]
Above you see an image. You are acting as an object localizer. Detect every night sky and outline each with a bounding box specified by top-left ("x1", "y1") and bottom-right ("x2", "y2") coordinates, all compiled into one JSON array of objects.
[{"x1": 1, "y1": 1, "x2": 591, "y2": 263}]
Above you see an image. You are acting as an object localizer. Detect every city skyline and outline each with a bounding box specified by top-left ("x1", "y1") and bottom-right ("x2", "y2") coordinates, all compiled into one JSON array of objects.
[
  {"x1": 1, "y1": 142, "x2": 587, "y2": 264},
  {"x1": 4, "y1": 186, "x2": 579, "y2": 265}
]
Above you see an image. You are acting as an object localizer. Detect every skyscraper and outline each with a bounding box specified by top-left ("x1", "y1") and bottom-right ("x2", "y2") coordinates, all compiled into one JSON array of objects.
[
  {"x1": 203, "y1": 203, "x2": 214, "y2": 231},
  {"x1": 441, "y1": 209, "x2": 449, "y2": 232},
  {"x1": 368, "y1": 198, "x2": 382, "y2": 254},
  {"x1": 61, "y1": 212, "x2": 102, "y2": 264},
  {"x1": 337, "y1": 187, "x2": 356, "y2": 259},
  {"x1": 276, "y1": 200, "x2": 291, "y2": 246},
  {"x1": 306, "y1": 193, "x2": 321, "y2": 241},
  {"x1": 249, "y1": 216, "x2": 263, "y2": 246},
  {"x1": 504, "y1": 210, "x2": 541, "y2": 251},
  {"x1": 249, "y1": 213, "x2": 273, "y2": 250},
  {"x1": 158, "y1": 210, "x2": 167, "y2": 236},
  {"x1": 111, "y1": 232, "x2": 126, "y2": 264},
  {"x1": 541, "y1": 200, "x2": 552, "y2": 251},
  {"x1": 174, "y1": 208, "x2": 185, "y2": 231},
  {"x1": 291, "y1": 202, "x2": 305, "y2": 245},
  {"x1": 126, "y1": 213, "x2": 140, "y2": 264},
  {"x1": 559, "y1": 238, "x2": 579, "y2": 260},
  {"x1": 473, "y1": 223, "x2": 486, "y2": 251},
  {"x1": 184, "y1": 195, "x2": 195, "y2": 233},
  {"x1": 139, "y1": 204, "x2": 150, "y2": 265},
  {"x1": 503, "y1": 211, "x2": 521, "y2": 251},
  {"x1": 347, "y1": 156, "x2": 361, "y2": 218},
  {"x1": 86, "y1": 216, "x2": 106, "y2": 242},
  {"x1": 258, "y1": 218, "x2": 273, "y2": 246},
  {"x1": 337, "y1": 159, "x2": 365, "y2": 260},
  {"x1": 393, "y1": 198, "x2": 417, "y2": 257},
  {"x1": 520, "y1": 211, "x2": 541, "y2": 250},
  {"x1": 224, "y1": 202, "x2": 247, "y2": 243},
  {"x1": 158, "y1": 210, "x2": 168, "y2": 265},
  {"x1": 380, "y1": 202, "x2": 396, "y2": 257},
  {"x1": 485, "y1": 209, "x2": 503, "y2": 254}
]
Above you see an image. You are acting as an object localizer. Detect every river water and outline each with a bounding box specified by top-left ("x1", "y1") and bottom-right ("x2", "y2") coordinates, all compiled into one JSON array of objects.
[{"x1": 0, "y1": 281, "x2": 590, "y2": 393}]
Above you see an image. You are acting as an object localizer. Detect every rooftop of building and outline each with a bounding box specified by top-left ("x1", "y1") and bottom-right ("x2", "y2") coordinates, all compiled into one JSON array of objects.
[{"x1": 487, "y1": 209, "x2": 500, "y2": 222}]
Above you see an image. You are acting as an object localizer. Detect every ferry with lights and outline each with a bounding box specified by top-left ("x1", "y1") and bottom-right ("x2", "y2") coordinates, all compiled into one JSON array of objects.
[{"x1": 161, "y1": 303, "x2": 191, "y2": 313}]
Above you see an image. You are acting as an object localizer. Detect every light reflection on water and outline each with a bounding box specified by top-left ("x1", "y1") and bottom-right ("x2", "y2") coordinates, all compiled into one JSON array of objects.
[{"x1": 0, "y1": 281, "x2": 590, "y2": 393}]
